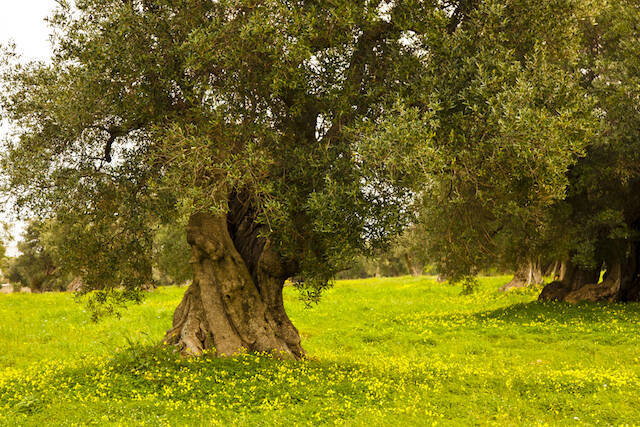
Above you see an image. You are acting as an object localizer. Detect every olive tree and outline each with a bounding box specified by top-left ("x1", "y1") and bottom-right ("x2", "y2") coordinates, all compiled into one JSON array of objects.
[
  {"x1": 400, "y1": 0, "x2": 599, "y2": 291},
  {"x1": 1, "y1": 0, "x2": 448, "y2": 358},
  {"x1": 407, "y1": 0, "x2": 640, "y2": 302},
  {"x1": 537, "y1": 0, "x2": 640, "y2": 302}
]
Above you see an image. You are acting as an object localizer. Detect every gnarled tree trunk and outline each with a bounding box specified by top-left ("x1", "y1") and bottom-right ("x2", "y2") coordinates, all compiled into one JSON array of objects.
[
  {"x1": 564, "y1": 260, "x2": 620, "y2": 303},
  {"x1": 538, "y1": 260, "x2": 601, "y2": 302},
  {"x1": 499, "y1": 259, "x2": 543, "y2": 292},
  {"x1": 539, "y1": 242, "x2": 640, "y2": 303},
  {"x1": 163, "y1": 199, "x2": 304, "y2": 359}
]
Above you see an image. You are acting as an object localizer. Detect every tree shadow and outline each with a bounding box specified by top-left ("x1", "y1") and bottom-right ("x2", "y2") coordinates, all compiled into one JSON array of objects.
[
  {"x1": 1, "y1": 344, "x2": 417, "y2": 421},
  {"x1": 470, "y1": 300, "x2": 640, "y2": 325}
]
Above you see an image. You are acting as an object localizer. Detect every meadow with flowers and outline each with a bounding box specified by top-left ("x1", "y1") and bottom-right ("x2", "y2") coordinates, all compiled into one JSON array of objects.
[{"x1": 1, "y1": 276, "x2": 639, "y2": 425}]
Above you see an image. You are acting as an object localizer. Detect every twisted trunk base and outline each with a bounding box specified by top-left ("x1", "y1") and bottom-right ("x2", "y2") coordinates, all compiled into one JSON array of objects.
[
  {"x1": 164, "y1": 212, "x2": 304, "y2": 359},
  {"x1": 538, "y1": 262, "x2": 602, "y2": 302},
  {"x1": 539, "y1": 243, "x2": 640, "y2": 303},
  {"x1": 499, "y1": 260, "x2": 543, "y2": 292}
]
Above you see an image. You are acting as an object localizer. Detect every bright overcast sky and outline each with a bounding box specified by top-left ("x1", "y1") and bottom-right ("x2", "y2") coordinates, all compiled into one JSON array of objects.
[
  {"x1": 0, "y1": 1, "x2": 58, "y2": 61},
  {"x1": 1, "y1": 1, "x2": 58, "y2": 255}
]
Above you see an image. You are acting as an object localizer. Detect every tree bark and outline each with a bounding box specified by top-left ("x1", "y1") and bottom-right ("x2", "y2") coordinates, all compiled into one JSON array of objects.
[
  {"x1": 538, "y1": 244, "x2": 640, "y2": 303},
  {"x1": 163, "y1": 209, "x2": 304, "y2": 359},
  {"x1": 403, "y1": 253, "x2": 422, "y2": 277},
  {"x1": 618, "y1": 241, "x2": 640, "y2": 301},
  {"x1": 564, "y1": 261, "x2": 620, "y2": 303},
  {"x1": 499, "y1": 259, "x2": 543, "y2": 292},
  {"x1": 538, "y1": 260, "x2": 601, "y2": 302},
  {"x1": 543, "y1": 260, "x2": 561, "y2": 280}
]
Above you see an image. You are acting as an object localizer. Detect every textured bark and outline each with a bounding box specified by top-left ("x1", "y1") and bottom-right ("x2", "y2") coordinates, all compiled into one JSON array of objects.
[
  {"x1": 164, "y1": 281, "x2": 213, "y2": 355},
  {"x1": 564, "y1": 261, "x2": 620, "y2": 303},
  {"x1": 164, "y1": 207, "x2": 304, "y2": 359},
  {"x1": 543, "y1": 260, "x2": 561, "y2": 280},
  {"x1": 618, "y1": 241, "x2": 640, "y2": 302},
  {"x1": 558, "y1": 261, "x2": 567, "y2": 282},
  {"x1": 499, "y1": 260, "x2": 543, "y2": 292},
  {"x1": 537, "y1": 280, "x2": 572, "y2": 302}
]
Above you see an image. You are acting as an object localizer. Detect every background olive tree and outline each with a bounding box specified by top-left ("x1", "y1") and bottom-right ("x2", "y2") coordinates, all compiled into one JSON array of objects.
[{"x1": 0, "y1": 0, "x2": 442, "y2": 358}]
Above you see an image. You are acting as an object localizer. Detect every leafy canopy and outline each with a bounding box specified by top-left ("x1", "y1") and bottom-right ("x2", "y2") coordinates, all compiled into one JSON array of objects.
[
  {"x1": 1, "y1": 0, "x2": 442, "y2": 299},
  {"x1": 2, "y1": 0, "x2": 628, "y2": 296}
]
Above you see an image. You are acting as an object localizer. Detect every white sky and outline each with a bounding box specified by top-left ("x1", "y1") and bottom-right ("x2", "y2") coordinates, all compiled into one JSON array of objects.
[
  {"x1": 0, "y1": 1, "x2": 58, "y2": 61},
  {"x1": 1, "y1": 1, "x2": 59, "y2": 255}
]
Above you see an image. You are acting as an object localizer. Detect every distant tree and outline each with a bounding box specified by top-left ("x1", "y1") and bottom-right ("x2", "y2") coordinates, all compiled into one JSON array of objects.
[
  {"x1": 390, "y1": 226, "x2": 429, "y2": 277},
  {"x1": 341, "y1": 251, "x2": 412, "y2": 279},
  {"x1": 0, "y1": 236, "x2": 8, "y2": 282},
  {"x1": 409, "y1": 0, "x2": 640, "y2": 302},
  {"x1": 538, "y1": 0, "x2": 640, "y2": 302},
  {"x1": 405, "y1": 0, "x2": 599, "y2": 290},
  {"x1": 5, "y1": 220, "x2": 68, "y2": 292},
  {"x1": 498, "y1": 260, "x2": 543, "y2": 292},
  {"x1": 153, "y1": 222, "x2": 192, "y2": 286}
]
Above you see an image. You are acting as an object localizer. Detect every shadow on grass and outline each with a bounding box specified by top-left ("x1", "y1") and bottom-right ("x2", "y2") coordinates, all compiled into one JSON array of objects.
[
  {"x1": 387, "y1": 299, "x2": 640, "y2": 330},
  {"x1": 5, "y1": 335, "x2": 639, "y2": 424},
  {"x1": 471, "y1": 300, "x2": 640, "y2": 325},
  {"x1": 2, "y1": 344, "x2": 413, "y2": 420}
]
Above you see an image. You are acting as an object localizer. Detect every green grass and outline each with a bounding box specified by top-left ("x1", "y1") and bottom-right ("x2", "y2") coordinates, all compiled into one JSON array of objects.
[{"x1": 1, "y1": 276, "x2": 639, "y2": 426}]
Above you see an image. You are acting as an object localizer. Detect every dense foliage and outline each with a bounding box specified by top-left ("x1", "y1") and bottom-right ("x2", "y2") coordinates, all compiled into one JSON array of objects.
[
  {"x1": 399, "y1": 0, "x2": 593, "y2": 279},
  {"x1": 152, "y1": 222, "x2": 192, "y2": 286},
  {"x1": 1, "y1": 218, "x2": 192, "y2": 292},
  {"x1": 411, "y1": 1, "x2": 640, "y2": 286},
  {"x1": 0, "y1": 0, "x2": 444, "y2": 302},
  {"x1": 1, "y1": 0, "x2": 639, "y2": 306}
]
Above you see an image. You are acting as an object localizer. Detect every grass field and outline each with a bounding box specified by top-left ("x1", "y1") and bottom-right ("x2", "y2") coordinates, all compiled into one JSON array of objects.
[{"x1": 1, "y1": 276, "x2": 639, "y2": 426}]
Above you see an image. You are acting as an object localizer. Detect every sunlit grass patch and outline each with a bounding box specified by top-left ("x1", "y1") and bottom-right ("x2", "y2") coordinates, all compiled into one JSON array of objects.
[{"x1": 1, "y1": 276, "x2": 639, "y2": 425}]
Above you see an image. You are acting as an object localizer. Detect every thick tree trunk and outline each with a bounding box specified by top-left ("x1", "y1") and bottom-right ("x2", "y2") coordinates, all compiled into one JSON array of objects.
[
  {"x1": 538, "y1": 260, "x2": 601, "y2": 302},
  {"x1": 163, "y1": 209, "x2": 304, "y2": 359},
  {"x1": 539, "y1": 243, "x2": 640, "y2": 303},
  {"x1": 618, "y1": 241, "x2": 640, "y2": 301},
  {"x1": 564, "y1": 261, "x2": 620, "y2": 303},
  {"x1": 499, "y1": 259, "x2": 543, "y2": 292}
]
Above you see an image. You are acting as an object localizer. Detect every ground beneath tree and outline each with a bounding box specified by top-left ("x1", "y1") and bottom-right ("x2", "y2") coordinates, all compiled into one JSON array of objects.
[{"x1": 1, "y1": 276, "x2": 639, "y2": 425}]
